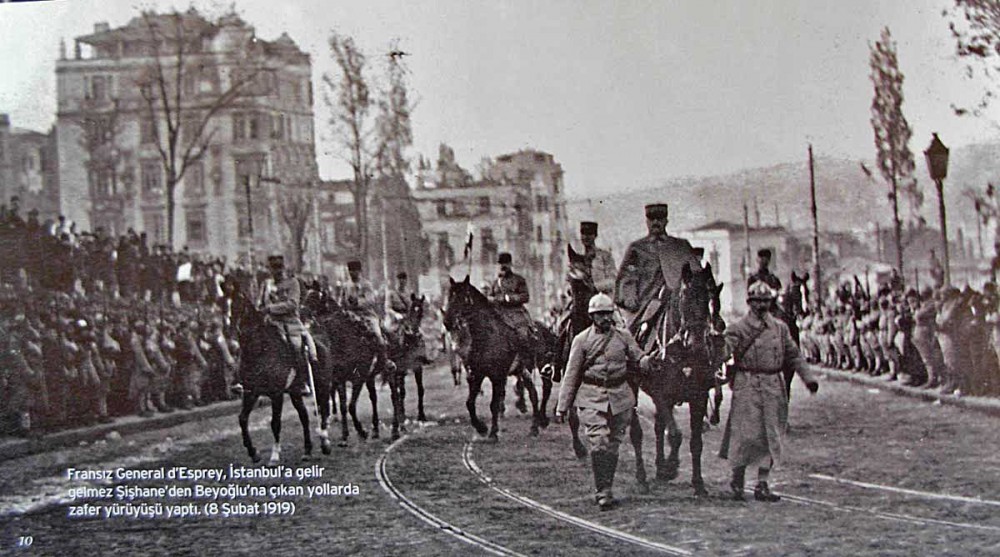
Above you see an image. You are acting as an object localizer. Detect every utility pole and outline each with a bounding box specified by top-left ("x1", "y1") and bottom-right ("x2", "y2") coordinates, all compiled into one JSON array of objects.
[
  {"x1": 809, "y1": 144, "x2": 822, "y2": 311},
  {"x1": 743, "y1": 202, "x2": 752, "y2": 279}
]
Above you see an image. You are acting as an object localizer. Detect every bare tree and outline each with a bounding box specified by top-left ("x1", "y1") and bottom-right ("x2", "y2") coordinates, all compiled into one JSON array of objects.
[
  {"x1": 279, "y1": 190, "x2": 315, "y2": 273},
  {"x1": 373, "y1": 44, "x2": 414, "y2": 179},
  {"x1": 134, "y1": 9, "x2": 264, "y2": 245},
  {"x1": 72, "y1": 97, "x2": 130, "y2": 204},
  {"x1": 323, "y1": 32, "x2": 374, "y2": 267},
  {"x1": 947, "y1": 0, "x2": 1000, "y2": 119},
  {"x1": 870, "y1": 27, "x2": 923, "y2": 277}
]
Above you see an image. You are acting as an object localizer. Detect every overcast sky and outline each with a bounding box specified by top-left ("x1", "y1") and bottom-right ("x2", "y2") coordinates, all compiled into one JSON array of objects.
[{"x1": 1, "y1": 0, "x2": 996, "y2": 199}]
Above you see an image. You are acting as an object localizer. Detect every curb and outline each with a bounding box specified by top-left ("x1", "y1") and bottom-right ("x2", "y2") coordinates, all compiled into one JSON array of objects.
[
  {"x1": 810, "y1": 365, "x2": 1000, "y2": 418},
  {"x1": 0, "y1": 399, "x2": 243, "y2": 463}
]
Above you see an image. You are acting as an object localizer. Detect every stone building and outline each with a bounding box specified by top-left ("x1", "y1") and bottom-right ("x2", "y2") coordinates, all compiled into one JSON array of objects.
[
  {"x1": 0, "y1": 114, "x2": 60, "y2": 221},
  {"x1": 413, "y1": 146, "x2": 569, "y2": 314},
  {"x1": 55, "y1": 10, "x2": 317, "y2": 265}
]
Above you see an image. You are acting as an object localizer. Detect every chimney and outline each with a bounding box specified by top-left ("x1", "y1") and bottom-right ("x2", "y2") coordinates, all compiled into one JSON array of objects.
[{"x1": 94, "y1": 22, "x2": 110, "y2": 34}]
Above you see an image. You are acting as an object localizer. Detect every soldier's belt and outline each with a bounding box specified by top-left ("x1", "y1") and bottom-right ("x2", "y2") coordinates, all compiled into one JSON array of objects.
[
  {"x1": 581, "y1": 375, "x2": 628, "y2": 388},
  {"x1": 732, "y1": 366, "x2": 783, "y2": 375}
]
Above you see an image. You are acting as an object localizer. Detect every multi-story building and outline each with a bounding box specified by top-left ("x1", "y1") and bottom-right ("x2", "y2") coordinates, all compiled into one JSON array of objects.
[
  {"x1": 55, "y1": 11, "x2": 317, "y2": 265},
  {"x1": 413, "y1": 146, "x2": 569, "y2": 314},
  {"x1": 0, "y1": 114, "x2": 60, "y2": 221}
]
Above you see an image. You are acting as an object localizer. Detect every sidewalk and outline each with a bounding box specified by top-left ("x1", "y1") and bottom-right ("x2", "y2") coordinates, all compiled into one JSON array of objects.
[
  {"x1": 0, "y1": 399, "x2": 243, "y2": 464},
  {"x1": 810, "y1": 365, "x2": 1000, "y2": 418}
]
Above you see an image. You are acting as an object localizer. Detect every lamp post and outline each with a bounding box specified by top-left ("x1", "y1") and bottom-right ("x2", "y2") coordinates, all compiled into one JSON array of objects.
[{"x1": 924, "y1": 133, "x2": 951, "y2": 286}]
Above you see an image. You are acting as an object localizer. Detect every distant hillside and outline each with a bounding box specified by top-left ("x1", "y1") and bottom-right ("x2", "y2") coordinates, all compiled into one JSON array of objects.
[{"x1": 568, "y1": 143, "x2": 1000, "y2": 257}]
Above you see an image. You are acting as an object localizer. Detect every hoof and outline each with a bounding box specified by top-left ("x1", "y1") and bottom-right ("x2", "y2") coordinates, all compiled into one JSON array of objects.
[
  {"x1": 391, "y1": 431, "x2": 401, "y2": 441},
  {"x1": 321, "y1": 443, "x2": 332, "y2": 455},
  {"x1": 487, "y1": 432, "x2": 499, "y2": 443},
  {"x1": 357, "y1": 430, "x2": 369, "y2": 441},
  {"x1": 251, "y1": 451, "x2": 262, "y2": 464},
  {"x1": 418, "y1": 413, "x2": 428, "y2": 422},
  {"x1": 474, "y1": 424, "x2": 489, "y2": 437},
  {"x1": 634, "y1": 481, "x2": 651, "y2": 495},
  {"x1": 573, "y1": 442, "x2": 589, "y2": 459},
  {"x1": 709, "y1": 414, "x2": 720, "y2": 426},
  {"x1": 538, "y1": 416, "x2": 550, "y2": 429},
  {"x1": 529, "y1": 426, "x2": 539, "y2": 438},
  {"x1": 301, "y1": 454, "x2": 312, "y2": 463},
  {"x1": 693, "y1": 483, "x2": 709, "y2": 497},
  {"x1": 372, "y1": 431, "x2": 380, "y2": 440},
  {"x1": 337, "y1": 440, "x2": 349, "y2": 448},
  {"x1": 515, "y1": 400, "x2": 528, "y2": 414}
]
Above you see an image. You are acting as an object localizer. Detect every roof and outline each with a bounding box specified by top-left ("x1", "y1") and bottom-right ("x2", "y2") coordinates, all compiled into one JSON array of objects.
[
  {"x1": 77, "y1": 12, "x2": 217, "y2": 46},
  {"x1": 689, "y1": 220, "x2": 787, "y2": 233}
]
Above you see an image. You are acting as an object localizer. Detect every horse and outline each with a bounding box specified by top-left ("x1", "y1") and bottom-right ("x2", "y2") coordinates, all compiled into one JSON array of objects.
[
  {"x1": 443, "y1": 276, "x2": 545, "y2": 440},
  {"x1": 634, "y1": 264, "x2": 725, "y2": 496},
  {"x1": 780, "y1": 271, "x2": 810, "y2": 397},
  {"x1": 388, "y1": 293, "x2": 431, "y2": 422},
  {"x1": 444, "y1": 318, "x2": 470, "y2": 386},
  {"x1": 301, "y1": 288, "x2": 403, "y2": 453},
  {"x1": 225, "y1": 280, "x2": 313, "y2": 465}
]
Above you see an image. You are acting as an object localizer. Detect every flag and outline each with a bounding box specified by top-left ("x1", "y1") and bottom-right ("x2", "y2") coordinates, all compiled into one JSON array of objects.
[{"x1": 463, "y1": 222, "x2": 474, "y2": 260}]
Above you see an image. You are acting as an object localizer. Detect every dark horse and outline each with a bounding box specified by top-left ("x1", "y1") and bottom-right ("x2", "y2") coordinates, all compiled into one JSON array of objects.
[
  {"x1": 638, "y1": 264, "x2": 726, "y2": 495},
  {"x1": 443, "y1": 276, "x2": 545, "y2": 440},
  {"x1": 388, "y1": 293, "x2": 430, "y2": 422},
  {"x1": 780, "y1": 271, "x2": 809, "y2": 397},
  {"x1": 225, "y1": 280, "x2": 313, "y2": 465},
  {"x1": 301, "y1": 288, "x2": 403, "y2": 453}
]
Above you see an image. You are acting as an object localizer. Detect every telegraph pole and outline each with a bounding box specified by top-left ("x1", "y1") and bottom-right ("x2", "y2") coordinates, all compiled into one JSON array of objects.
[{"x1": 809, "y1": 144, "x2": 822, "y2": 311}]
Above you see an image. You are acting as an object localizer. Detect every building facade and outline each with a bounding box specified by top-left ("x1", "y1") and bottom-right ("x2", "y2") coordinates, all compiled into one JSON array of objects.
[
  {"x1": 413, "y1": 147, "x2": 569, "y2": 314},
  {"x1": 55, "y1": 11, "x2": 317, "y2": 265},
  {"x1": 0, "y1": 114, "x2": 60, "y2": 221}
]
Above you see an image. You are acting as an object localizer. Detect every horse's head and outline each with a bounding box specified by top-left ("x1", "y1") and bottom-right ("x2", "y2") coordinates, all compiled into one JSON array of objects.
[
  {"x1": 678, "y1": 263, "x2": 723, "y2": 333},
  {"x1": 443, "y1": 275, "x2": 488, "y2": 331},
  {"x1": 566, "y1": 244, "x2": 593, "y2": 284},
  {"x1": 403, "y1": 293, "x2": 426, "y2": 337}
]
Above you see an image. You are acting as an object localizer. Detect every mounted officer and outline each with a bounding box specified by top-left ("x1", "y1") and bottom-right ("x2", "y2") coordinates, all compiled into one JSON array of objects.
[
  {"x1": 256, "y1": 254, "x2": 314, "y2": 394},
  {"x1": 719, "y1": 281, "x2": 819, "y2": 502},
  {"x1": 386, "y1": 271, "x2": 411, "y2": 333},
  {"x1": 614, "y1": 203, "x2": 700, "y2": 350},
  {"x1": 580, "y1": 221, "x2": 617, "y2": 294},
  {"x1": 748, "y1": 248, "x2": 782, "y2": 292},
  {"x1": 487, "y1": 252, "x2": 535, "y2": 349},
  {"x1": 555, "y1": 293, "x2": 647, "y2": 510}
]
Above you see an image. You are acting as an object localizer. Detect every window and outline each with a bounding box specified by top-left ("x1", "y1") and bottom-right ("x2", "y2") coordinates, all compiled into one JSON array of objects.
[
  {"x1": 435, "y1": 200, "x2": 447, "y2": 217},
  {"x1": 140, "y1": 159, "x2": 162, "y2": 196},
  {"x1": 181, "y1": 113, "x2": 200, "y2": 145},
  {"x1": 480, "y1": 228, "x2": 497, "y2": 265},
  {"x1": 535, "y1": 195, "x2": 548, "y2": 212},
  {"x1": 554, "y1": 203, "x2": 561, "y2": 219},
  {"x1": 248, "y1": 113, "x2": 260, "y2": 140},
  {"x1": 85, "y1": 74, "x2": 112, "y2": 101},
  {"x1": 536, "y1": 225, "x2": 543, "y2": 243},
  {"x1": 186, "y1": 209, "x2": 207, "y2": 245},
  {"x1": 271, "y1": 114, "x2": 284, "y2": 139},
  {"x1": 143, "y1": 211, "x2": 166, "y2": 244},
  {"x1": 478, "y1": 196, "x2": 491, "y2": 215},
  {"x1": 233, "y1": 156, "x2": 263, "y2": 192},
  {"x1": 436, "y1": 232, "x2": 452, "y2": 268},
  {"x1": 554, "y1": 229, "x2": 562, "y2": 245},
  {"x1": 139, "y1": 116, "x2": 156, "y2": 144},
  {"x1": 232, "y1": 113, "x2": 245, "y2": 141},
  {"x1": 89, "y1": 166, "x2": 115, "y2": 198},
  {"x1": 185, "y1": 162, "x2": 205, "y2": 197}
]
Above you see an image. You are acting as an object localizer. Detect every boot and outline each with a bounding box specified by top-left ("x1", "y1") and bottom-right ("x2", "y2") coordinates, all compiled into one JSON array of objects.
[
  {"x1": 730, "y1": 466, "x2": 746, "y2": 502},
  {"x1": 754, "y1": 481, "x2": 781, "y2": 502},
  {"x1": 591, "y1": 451, "x2": 606, "y2": 505}
]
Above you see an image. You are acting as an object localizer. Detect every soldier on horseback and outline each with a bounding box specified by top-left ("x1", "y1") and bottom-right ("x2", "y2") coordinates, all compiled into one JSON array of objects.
[
  {"x1": 487, "y1": 252, "x2": 535, "y2": 349},
  {"x1": 580, "y1": 221, "x2": 616, "y2": 294},
  {"x1": 614, "y1": 203, "x2": 701, "y2": 350},
  {"x1": 255, "y1": 254, "x2": 314, "y2": 394},
  {"x1": 386, "y1": 271, "x2": 411, "y2": 333}
]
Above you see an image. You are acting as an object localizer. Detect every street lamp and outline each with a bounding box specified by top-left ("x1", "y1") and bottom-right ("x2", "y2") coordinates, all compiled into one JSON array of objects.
[{"x1": 924, "y1": 133, "x2": 951, "y2": 286}]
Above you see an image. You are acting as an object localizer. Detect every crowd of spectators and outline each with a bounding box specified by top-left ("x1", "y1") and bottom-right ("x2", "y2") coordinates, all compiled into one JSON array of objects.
[
  {"x1": 798, "y1": 278, "x2": 1000, "y2": 397},
  {"x1": 0, "y1": 198, "x2": 248, "y2": 437}
]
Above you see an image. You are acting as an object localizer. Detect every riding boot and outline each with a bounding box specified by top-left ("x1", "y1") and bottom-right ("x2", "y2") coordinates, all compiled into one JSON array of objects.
[
  {"x1": 591, "y1": 450, "x2": 606, "y2": 504},
  {"x1": 730, "y1": 466, "x2": 746, "y2": 501},
  {"x1": 604, "y1": 450, "x2": 619, "y2": 507}
]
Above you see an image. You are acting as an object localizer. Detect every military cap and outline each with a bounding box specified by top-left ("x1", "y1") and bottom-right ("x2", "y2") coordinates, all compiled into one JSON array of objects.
[
  {"x1": 497, "y1": 252, "x2": 512, "y2": 265},
  {"x1": 587, "y1": 293, "x2": 615, "y2": 314},
  {"x1": 267, "y1": 254, "x2": 284, "y2": 266},
  {"x1": 580, "y1": 221, "x2": 599, "y2": 236},
  {"x1": 644, "y1": 203, "x2": 669, "y2": 219},
  {"x1": 692, "y1": 247, "x2": 706, "y2": 257},
  {"x1": 757, "y1": 248, "x2": 772, "y2": 258},
  {"x1": 396, "y1": 271, "x2": 408, "y2": 280},
  {"x1": 347, "y1": 260, "x2": 362, "y2": 273}
]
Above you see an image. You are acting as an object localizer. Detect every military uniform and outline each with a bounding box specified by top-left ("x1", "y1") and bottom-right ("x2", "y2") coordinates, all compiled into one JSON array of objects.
[
  {"x1": 490, "y1": 270, "x2": 533, "y2": 334},
  {"x1": 589, "y1": 247, "x2": 617, "y2": 295},
  {"x1": 719, "y1": 286, "x2": 818, "y2": 502},
  {"x1": 257, "y1": 274, "x2": 306, "y2": 349},
  {"x1": 557, "y1": 296, "x2": 643, "y2": 507}
]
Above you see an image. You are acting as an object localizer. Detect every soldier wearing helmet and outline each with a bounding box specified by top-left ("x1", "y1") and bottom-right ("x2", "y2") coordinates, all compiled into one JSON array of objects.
[
  {"x1": 718, "y1": 281, "x2": 819, "y2": 503},
  {"x1": 555, "y1": 293, "x2": 648, "y2": 510}
]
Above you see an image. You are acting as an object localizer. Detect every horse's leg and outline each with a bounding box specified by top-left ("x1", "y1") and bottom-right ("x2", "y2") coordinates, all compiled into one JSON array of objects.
[
  {"x1": 415, "y1": 365, "x2": 427, "y2": 422},
  {"x1": 514, "y1": 374, "x2": 527, "y2": 414},
  {"x1": 538, "y1": 370, "x2": 551, "y2": 428},
  {"x1": 659, "y1": 406, "x2": 683, "y2": 482},
  {"x1": 489, "y1": 374, "x2": 507, "y2": 440},
  {"x1": 519, "y1": 367, "x2": 541, "y2": 437},
  {"x1": 239, "y1": 391, "x2": 261, "y2": 463},
  {"x1": 366, "y1": 375, "x2": 380, "y2": 440},
  {"x1": 397, "y1": 362, "x2": 408, "y2": 419},
  {"x1": 628, "y1": 410, "x2": 648, "y2": 490},
  {"x1": 710, "y1": 382, "x2": 724, "y2": 426},
  {"x1": 689, "y1": 394, "x2": 708, "y2": 496},
  {"x1": 290, "y1": 394, "x2": 312, "y2": 462},
  {"x1": 569, "y1": 407, "x2": 587, "y2": 458},
  {"x1": 337, "y1": 381, "x2": 349, "y2": 447},
  {"x1": 316, "y1": 375, "x2": 332, "y2": 455},
  {"x1": 268, "y1": 393, "x2": 284, "y2": 467},
  {"x1": 466, "y1": 372, "x2": 488, "y2": 437},
  {"x1": 349, "y1": 380, "x2": 367, "y2": 440}
]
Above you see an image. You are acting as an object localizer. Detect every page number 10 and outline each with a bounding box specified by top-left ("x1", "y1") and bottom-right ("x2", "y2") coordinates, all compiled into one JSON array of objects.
[{"x1": 18, "y1": 536, "x2": 33, "y2": 547}]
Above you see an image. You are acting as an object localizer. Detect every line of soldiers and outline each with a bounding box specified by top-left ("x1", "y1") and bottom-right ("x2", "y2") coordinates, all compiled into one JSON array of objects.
[
  {"x1": 555, "y1": 203, "x2": 819, "y2": 508},
  {"x1": 798, "y1": 281, "x2": 1000, "y2": 396},
  {"x1": 0, "y1": 291, "x2": 239, "y2": 435}
]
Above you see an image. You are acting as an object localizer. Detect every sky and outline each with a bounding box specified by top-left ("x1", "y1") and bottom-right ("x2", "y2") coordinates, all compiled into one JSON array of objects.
[{"x1": 0, "y1": 0, "x2": 997, "y2": 200}]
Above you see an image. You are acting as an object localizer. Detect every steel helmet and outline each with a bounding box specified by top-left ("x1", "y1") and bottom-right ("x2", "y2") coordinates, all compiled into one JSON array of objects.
[
  {"x1": 588, "y1": 293, "x2": 615, "y2": 314},
  {"x1": 747, "y1": 281, "x2": 777, "y2": 301}
]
